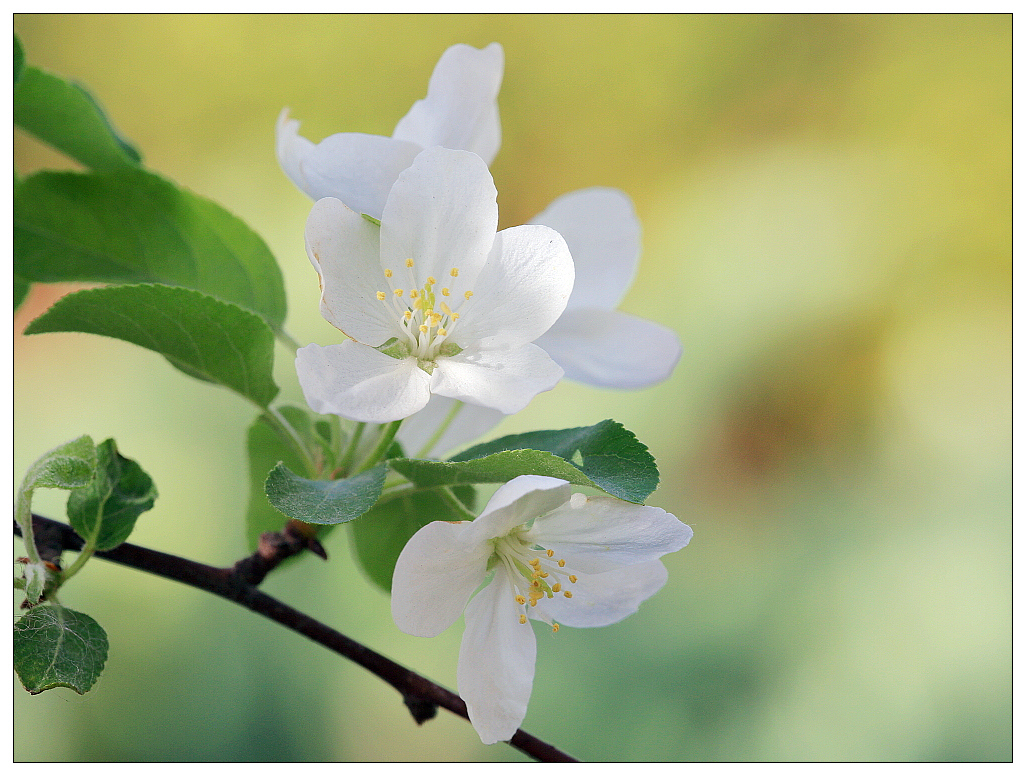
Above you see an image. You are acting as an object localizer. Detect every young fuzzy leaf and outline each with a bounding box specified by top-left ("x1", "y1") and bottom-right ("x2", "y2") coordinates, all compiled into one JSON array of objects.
[
  {"x1": 14, "y1": 169, "x2": 287, "y2": 331},
  {"x1": 265, "y1": 464, "x2": 387, "y2": 525},
  {"x1": 66, "y1": 439, "x2": 156, "y2": 551},
  {"x1": 14, "y1": 606, "x2": 109, "y2": 695},
  {"x1": 24, "y1": 284, "x2": 279, "y2": 407},
  {"x1": 20, "y1": 435, "x2": 96, "y2": 494},
  {"x1": 13, "y1": 64, "x2": 140, "y2": 170}
]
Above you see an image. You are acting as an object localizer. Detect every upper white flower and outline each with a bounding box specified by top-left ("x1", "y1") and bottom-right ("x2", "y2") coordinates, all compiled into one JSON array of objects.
[
  {"x1": 277, "y1": 42, "x2": 503, "y2": 219},
  {"x1": 296, "y1": 147, "x2": 574, "y2": 423},
  {"x1": 391, "y1": 475, "x2": 693, "y2": 744}
]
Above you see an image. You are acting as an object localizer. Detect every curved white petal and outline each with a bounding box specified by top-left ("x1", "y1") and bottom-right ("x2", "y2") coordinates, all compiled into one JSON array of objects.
[
  {"x1": 458, "y1": 571, "x2": 537, "y2": 744},
  {"x1": 379, "y1": 148, "x2": 498, "y2": 291},
  {"x1": 528, "y1": 495, "x2": 693, "y2": 574},
  {"x1": 531, "y1": 187, "x2": 640, "y2": 311},
  {"x1": 465, "y1": 476, "x2": 571, "y2": 546},
  {"x1": 305, "y1": 197, "x2": 395, "y2": 345},
  {"x1": 391, "y1": 520, "x2": 491, "y2": 637},
  {"x1": 297, "y1": 132, "x2": 423, "y2": 219},
  {"x1": 454, "y1": 224, "x2": 574, "y2": 349},
  {"x1": 276, "y1": 108, "x2": 316, "y2": 198},
  {"x1": 392, "y1": 43, "x2": 504, "y2": 165},
  {"x1": 534, "y1": 308, "x2": 682, "y2": 389},
  {"x1": 431, "y1": 343, "x2": 563, "y2": 415},
  {"x1": 395, "y1": 396, "x2": 504, "y2": 459},
  {"x1": 296, "y1": 342, "x2": 432, "y2": 423},
  {"x1": 531, "y1": 559, "x2": 668, "y2": 628}
]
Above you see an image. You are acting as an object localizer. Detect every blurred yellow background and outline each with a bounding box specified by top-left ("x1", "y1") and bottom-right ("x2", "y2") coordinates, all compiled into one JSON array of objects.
[{"x1": 13, "y1": 14, "x2": 1010, "y2": 761}]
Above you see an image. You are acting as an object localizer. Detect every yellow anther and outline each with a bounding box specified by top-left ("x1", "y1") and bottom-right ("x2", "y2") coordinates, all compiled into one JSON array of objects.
[
  {"x1": 441, "y1": 288, "x2": 451, "y2": 297},
  {"x1": 450, "y1": 267, "x2": 459, "y2": 277},
  {"x1": 563, "y1": 591, "x2": 573, "y2": 599},
  {"x1": 419, "y1": 324, "x2": 428, "y2": 333},
  {"x1": 376, "y1": 291, "x2": 386, "y2": 301},
  {"x1": 558, "y1": 559, "x2": 566, "y2": 567},
  {"x1": 384, "y1": 269, "x2": 393, "y2": 278},
  {"x1": 410, "y1": 289, "x2": 419, "y2": 299},
  {"x1": 568, "y1": 575, "x2": 577, "y2": 583},
  {"x1": 405, "y1": 258, "x2": 414, "y2": 268},
  {"x1": 529, "y1": 558, "x2": 541, "y2": 567},
  {"x1": 546, "y1": 549, "x2": 555, "y2": 557},
  {"x1": 429, "y1": 313, "x2": 442, "y2": 326},
  {"x1": 394, "y1": 288, "x2": 404, "y2": 297},
  {"x1": 515, "y1": 595, "x2": 526, "y2": 605},
  {"x1": 403, "y1": 311, "x2": 412, "y2": 321},
  {"x1": 531, "y1": 580, "x2": 540, "y2": 588},
  {"x1": 552, "y1": 623, "x2": 560, "y2": 633},
  {"x1": 538, "y1": 571, "x2": 549, "y2": 579},
  {"x1": 451, "y1": 312, "x2": 460, "y2": 320},
  {"x1": 520, "y1": 615, "x2": 527, "y2": 624},
  {"x1": 426, "y1": 276, "x2": 436, "y2": 286},
  {"x1": 440, "y1": 302, "x2": 452, "y2": 315},
  {"x1": 551, "y1": 582, "x2": 561, "y2": 593},
  {"x1": 529, "y1": 598, "x2": 538, "y2": 606},
  {"x1": 437, "y1": 328, "x2": 447, "y2": 336},
  {"x1": 464, "y1": 290, "x2": 474, "y2": 300}
]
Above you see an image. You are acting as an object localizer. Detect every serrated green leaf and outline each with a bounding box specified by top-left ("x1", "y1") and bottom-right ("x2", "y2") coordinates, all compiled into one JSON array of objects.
[
  {"x1": 390, "y1": 449, "x2": 600, "y2": 492},
  {"x1": 350, "y1": 486, "x2": 476, "y2": 592},
  {"x1": 14, "y1": 34, "x2": 24, "y2": 86},
  {"x1": 265, "y1": 464, "x2": 387, "y2": 525},
  {"x1": 447, "y1": 419, "x2": 659, "y2": 503},
  {"x1": 66, "y1": 438, "x2": 156, "y2": 551},
  {"x1": 13, "y1": 605, "x2": 109, "y2": 695},
  {"x1": 14, "y1": 274, "x2": 30, "y2": 312},
  {"x1": 14, "y1": 65, "x2": 140, "y2": 170},
  {"x1": 246, "y1": 406, "x2": 318, "y2": 550},
  {"x1": 24, "y1": 284, "x2": 279, "y2": 407},
  {"x1": 14, "y1": 169, "x2": 287, "y2": 331}
]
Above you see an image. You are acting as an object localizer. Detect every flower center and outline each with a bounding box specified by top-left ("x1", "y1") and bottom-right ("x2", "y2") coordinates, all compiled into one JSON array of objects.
[
  {"x1": 376, "y1": 261, "x2": 474, "y2": 368},
  {"x1": 493, "y1": 530, "x2": 579, "y2": 634}
]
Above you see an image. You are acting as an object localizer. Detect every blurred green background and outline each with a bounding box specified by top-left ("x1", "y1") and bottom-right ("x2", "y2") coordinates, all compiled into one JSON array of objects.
[{"x1": 13, "y1": 14, "x2": 1010, "y2": 762}]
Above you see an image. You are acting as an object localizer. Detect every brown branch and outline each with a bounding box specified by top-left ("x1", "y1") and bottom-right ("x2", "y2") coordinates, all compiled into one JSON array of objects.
[{"x1": 15, "y1": 514, "x2": 578, "y2": 763}]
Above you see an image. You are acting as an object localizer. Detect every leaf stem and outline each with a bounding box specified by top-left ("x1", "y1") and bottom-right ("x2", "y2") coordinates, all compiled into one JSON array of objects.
[
  {"x1": 14, "y1": 490, "x2": 42, "y2": 565},
  {"x1": 275, "y1": 327, "x2": 303, "y2": 355},
  {"x1": 436, "y1": 485, "x2": 478, "y2": 521},
  {"x1": 339, "y1": 421, "x2": 366, "y2": 474}
]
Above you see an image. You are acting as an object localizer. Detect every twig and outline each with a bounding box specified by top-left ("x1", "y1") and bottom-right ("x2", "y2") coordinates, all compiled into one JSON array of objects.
[{"x1": 15, "y1": 514, "x2": 578, "y2": 763}]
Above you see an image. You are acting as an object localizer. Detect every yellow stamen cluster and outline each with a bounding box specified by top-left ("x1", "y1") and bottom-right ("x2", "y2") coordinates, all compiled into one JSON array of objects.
[{"x1": 500, "y1": 541, "x2": 580, "y2": 633}]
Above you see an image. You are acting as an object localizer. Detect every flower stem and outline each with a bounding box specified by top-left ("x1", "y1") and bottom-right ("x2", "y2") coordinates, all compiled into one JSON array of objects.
[
  {"x1": 355, "y1": 420, "x2": 403, "y2": 473},
  {"x1": 14, "y1": 490, "x2": 42, "y2": 566},
  {"x1": 436, "y1": 485, "x2": 478, "y2": 521},
  {"x1": 263, "y1": 406, "x2": 318, "y2": 477},
  {"x1": 415, "y1": 400, "x2": 465, "y2": 459},
  {"x1": 275, "y1": 327, "x2": 303, "y2": 356},
  {"x1": 339, "y1": 421, "x2": 366, "y2": 474}
]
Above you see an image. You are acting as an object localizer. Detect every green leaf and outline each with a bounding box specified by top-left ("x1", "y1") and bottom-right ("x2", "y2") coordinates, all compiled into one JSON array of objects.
[
  {"x1": 14, "y1": 274, "x2": 30, "y2": 312},
  {"x1": 20, "y1": 435, "x2": 96, "y2": 494},
  {"x1": 14, "y1": 34, "x2": 24, "y2": 86},
  {"x1": 390, "y1": 421, "x2": 659, "y2": 503},
  {"x1": 66, "y1": 439, "x2": 156, "y2": 551},
  {"x1": 13, "y1": 605, "x2": 109, "y2": 695},
  {"x1": 351, "y1": 486, "x2": 476, "y2": 592},
  {"x1": 14, "y1": 65, "x2": 140, "y2": 170},
  {"x1": 246, "y1": 406, "x2": 318, "y2": 550},
  {"x1": 14, "y1": 169, "x2": 287, "y2": 331},
  {"x1": 24, "y1": 284, "x2": 279, "y2": 407},
  {"x1": 264, "y1": 464, "x2": 387, "y2": 525}
]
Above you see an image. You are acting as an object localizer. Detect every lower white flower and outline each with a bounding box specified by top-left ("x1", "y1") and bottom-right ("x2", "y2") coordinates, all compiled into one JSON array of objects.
[{"x1": 391, "y1": 475, "x2": 693, "y2": 745}]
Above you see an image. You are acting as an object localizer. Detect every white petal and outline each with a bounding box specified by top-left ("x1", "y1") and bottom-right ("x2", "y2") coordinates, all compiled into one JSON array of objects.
[
  {"x1": 431, "y1": 342, "x2": 563, "y2": 415},
  {"x1": 304, "y1": 197, "x2": 395, "y2": 345},
  {"x1": 391, "y1": 520, "x2": 491, "y2": 637},
  {"x1": 276, "y1": 108, "x2": 316, "y2": 198},
  {"x1": 531, "y1": 187, "x2": 640, "y2": 311},
  {"x1": 454, "y1": 225, "x2": 574, "y2": 349},
  {"x1": 378, "y1": 148, "x2": 498, "y2": 293},
  {"x1": 534, "y1": 308, "x2": 682, "y2": 389},
  {"x1": 528, "y1": 496, "x2": 693, "y2": 574},
  {"x1": 392, "y1": 43, "x2": 504, "y2": 165},
  {"x1": 395, "y1": 396, "x2": 504, "y2": 459},
  {"x1": 458, "y1": 571, "x2": 537, "y2": 744},
  {"x1": 295, "y1": 342, "x2": 432, "y2": 423},
  {"x1": 531, "y1": 559, "x2": 668, "y2": 628},
  {"x1": 297, "y1": 132, "x2": 423, "y2": 219},
  {"x1": 465, "y1": 476, "x2": 572, "y2": 546}
]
